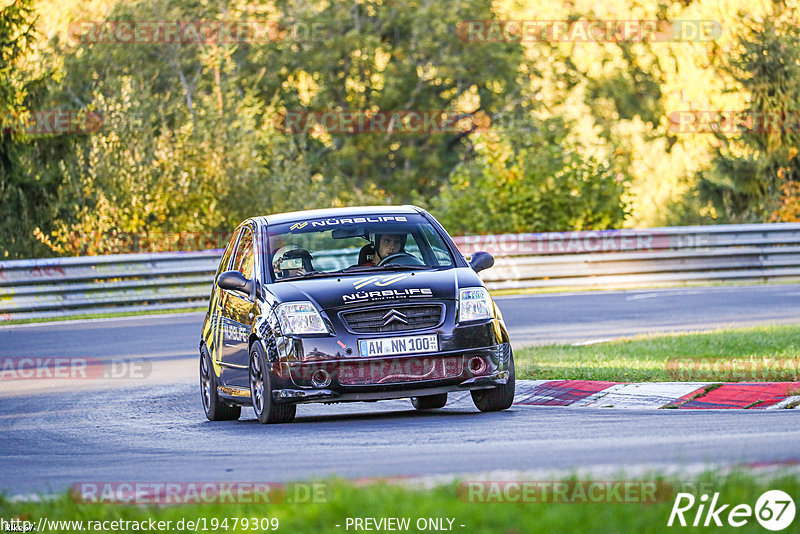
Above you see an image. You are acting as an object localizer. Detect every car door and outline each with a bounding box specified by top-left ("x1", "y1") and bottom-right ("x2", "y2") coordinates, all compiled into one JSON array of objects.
[
  {"x1": 219, "y1": 225, "x2": 257, "y2": 387},
  {"x1": 204, "y1": 228, "x2": 239, "y2": 375}
]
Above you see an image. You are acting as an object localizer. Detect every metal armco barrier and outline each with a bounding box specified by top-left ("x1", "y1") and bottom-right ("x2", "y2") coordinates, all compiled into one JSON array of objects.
[
  {"x1": 452, "y1": 222, "x2": 800, "y2": 290},
  {"x1": 1, "y1": 223, "x2": 799, "y2": 321},
  {"x1": 0, "y1": 251, "x2": 222, "y2": 322}
]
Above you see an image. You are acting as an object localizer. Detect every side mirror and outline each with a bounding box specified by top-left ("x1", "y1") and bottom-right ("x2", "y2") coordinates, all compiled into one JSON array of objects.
[
  {"x1": 469, "y1": 251, "x2": 494, "y2": 273},
  {"x1": 218, "y1": 270, "x2": 254, "y2": 295}
]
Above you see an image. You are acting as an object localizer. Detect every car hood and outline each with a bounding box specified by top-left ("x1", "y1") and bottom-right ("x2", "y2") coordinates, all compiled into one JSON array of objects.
[{"x1": 265, "y1": 268, "x2": 484, "y2": 311}]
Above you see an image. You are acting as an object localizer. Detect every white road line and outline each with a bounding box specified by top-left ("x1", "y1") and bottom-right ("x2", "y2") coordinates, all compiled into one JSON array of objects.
[
  {"x1": 570, "y1": 382, "x2": 710, "y2": 409},
  {"x1": 571, "y1": 338, "x2": 613, "y2": 346},
  {"x1": 625, "y1": 293, "x2": 661, "y2": 301},
  {"x1": 0, "y1": 311, "x2": 204, "y2": 330},
  {"x1": 767, "y1": 395, "x2": 800, "y2": 410}
]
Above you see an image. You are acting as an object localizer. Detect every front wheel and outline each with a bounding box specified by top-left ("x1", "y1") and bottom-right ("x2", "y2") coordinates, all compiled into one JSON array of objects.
[
  {"x1": 249, "y1": 342, "x2": 296, "y2": 424},
  {"x1": 471, "y1": 350, "x2": 515, "y2": 412},
  {"x1": 200, "y1": 346, "x2": 241, "y2": 421}
]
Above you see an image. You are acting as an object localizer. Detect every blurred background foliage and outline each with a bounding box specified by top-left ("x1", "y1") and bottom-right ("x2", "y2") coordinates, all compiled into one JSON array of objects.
[{"x1": 1, "y1": 0, "x2": 799, "y2": 258}]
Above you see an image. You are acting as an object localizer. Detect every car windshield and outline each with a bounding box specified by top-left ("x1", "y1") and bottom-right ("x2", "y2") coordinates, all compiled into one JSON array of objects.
[{"x1": 267, "y1": 214, "x2": 455, "y2": 281}]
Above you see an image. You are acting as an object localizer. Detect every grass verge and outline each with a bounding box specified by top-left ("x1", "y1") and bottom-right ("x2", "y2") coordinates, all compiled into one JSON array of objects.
[
  {"x1": 515, "y1": 324, "x2": 800, "y2": 382},
  {"x1": 0, "y1": 471, "x2": 796, "y2": 533}
]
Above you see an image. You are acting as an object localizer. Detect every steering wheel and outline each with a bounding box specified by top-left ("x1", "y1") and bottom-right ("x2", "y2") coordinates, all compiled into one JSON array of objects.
[{"x1": 377, "y1": 252, "x2": 425, "y2": 267}]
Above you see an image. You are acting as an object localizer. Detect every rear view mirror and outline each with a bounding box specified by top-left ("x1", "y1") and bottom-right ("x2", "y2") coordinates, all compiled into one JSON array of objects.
[
  {"x1": 469, "y1": 251, "x2": 494, "y2": 273},
  {"x1": 218, "y1": 270, "x2": 254, "y2": 294},
  {"x1": 332, "y1": 227, "x2": 368, "y2": 239}
]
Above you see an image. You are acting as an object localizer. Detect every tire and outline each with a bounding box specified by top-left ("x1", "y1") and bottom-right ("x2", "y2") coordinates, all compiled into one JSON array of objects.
[
  {"x1": 471, "y1": 350, "x2": 515, "y2": 412},
  {"x1": 411, "y1": 393, "x2": 448, "y2": 410},
  {"x1": 249, "y1": 342, "x2": 296, "y2": 424},
  {"x1": 200, "y1": 346, "x2": 241, "y2": 421}
]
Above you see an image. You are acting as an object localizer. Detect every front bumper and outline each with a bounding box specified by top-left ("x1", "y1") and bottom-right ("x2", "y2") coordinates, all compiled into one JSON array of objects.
[
  {"x1": 267, "y1": 338, "x2": 512, "y2": 404},
  {"x1": 272, "y1": 369, "x2": 510, "y2": 404},
  {"x1": 241, "y1": 316, "x2": 512, "y2": 405}
]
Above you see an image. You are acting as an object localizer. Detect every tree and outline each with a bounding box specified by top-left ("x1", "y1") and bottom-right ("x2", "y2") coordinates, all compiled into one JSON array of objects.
[
  {"x1": 38, "y1": 0, "x2": 322, "y2": 254},
  {"x1": 0, "y1": 0, "x2": 63, "y2": 259},
  {"x1": 250, "y1": 0, "x2": 526, "y2": 200},
  {"x1": 33, "y1": 0, "x2": 528, "y2": 255},
  {"x1": 698, "y1": 2, "x2": 800, "y2": 222},
  {"x1": 429, "y1": 114, "x2": 629, "y2": 234}
]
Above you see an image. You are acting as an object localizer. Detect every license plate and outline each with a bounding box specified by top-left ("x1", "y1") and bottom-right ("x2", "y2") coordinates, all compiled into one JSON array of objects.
[{"x1": 358, "y1": 334, "x2": 438, "y2": 357}]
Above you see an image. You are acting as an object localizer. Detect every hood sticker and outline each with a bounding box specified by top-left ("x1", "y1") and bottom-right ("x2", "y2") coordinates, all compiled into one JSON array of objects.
[
  {"x1": 353, "y1": 273, "x2": 410, "y2": 290},
  {"x1": 342, "y1": 287, "x2": 433, "y2": 303},
  {"x1": 344, "y1": 274, "x2": 432, "y2": 302}
]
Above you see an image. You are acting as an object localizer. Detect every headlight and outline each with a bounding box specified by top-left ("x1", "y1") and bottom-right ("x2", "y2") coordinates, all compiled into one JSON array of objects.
[
  {"x1": 458, "y1": 287, "x2": 495, "y2": 322},
  {"x1": 275, "y1": 302, "x2": 328, "y2": 335}
]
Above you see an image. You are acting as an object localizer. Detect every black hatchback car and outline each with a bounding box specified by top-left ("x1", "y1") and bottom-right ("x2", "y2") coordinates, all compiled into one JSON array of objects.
[{"x1": 199, "y1": 205, "x2": 514, "y2": 423}]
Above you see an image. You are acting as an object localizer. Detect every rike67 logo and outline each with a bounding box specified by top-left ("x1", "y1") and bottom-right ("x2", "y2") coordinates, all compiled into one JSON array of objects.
[{"x1": 668, "y1": 490, "x2": 796, "y2": 531}]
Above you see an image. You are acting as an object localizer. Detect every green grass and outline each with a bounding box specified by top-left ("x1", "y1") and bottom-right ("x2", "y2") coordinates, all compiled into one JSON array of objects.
[
  {"x1": 516, "y1": 324, "x2": 800, "y2": 382},
  {"x1": 0, "y1": 307, "x2": 205, "y2": 326},
  {"x1": 1, "y1": 471, "x2": 796, "y2": 533}
]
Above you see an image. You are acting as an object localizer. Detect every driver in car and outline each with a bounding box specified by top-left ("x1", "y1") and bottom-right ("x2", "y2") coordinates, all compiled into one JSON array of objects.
[{"x1": 364, "y1": 233, "x2": 405, "y2": 266}]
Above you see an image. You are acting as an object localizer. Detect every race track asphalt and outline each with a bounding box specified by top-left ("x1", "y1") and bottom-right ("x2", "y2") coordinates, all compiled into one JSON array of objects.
[{"x1": 1, "y1": 284, "x2": 799, "y2": 494}]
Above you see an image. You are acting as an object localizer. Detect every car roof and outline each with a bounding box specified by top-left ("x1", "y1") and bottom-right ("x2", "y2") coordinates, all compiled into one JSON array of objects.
[{"x1": 255, "y1": 205, "x2": 424, "y2": 226}]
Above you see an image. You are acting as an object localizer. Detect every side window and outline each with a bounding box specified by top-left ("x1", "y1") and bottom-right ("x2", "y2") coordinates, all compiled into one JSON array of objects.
[
  {"x1": 216, "y1": 229, "x2": 240, "y2": 278},
  {"x1": 233, "y1": 227, "x2": 255, "y2": 279}
]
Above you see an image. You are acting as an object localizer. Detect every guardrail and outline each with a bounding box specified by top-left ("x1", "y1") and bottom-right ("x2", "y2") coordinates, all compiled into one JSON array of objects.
[
  {"x1": 1, "y1": 223, "x2": 799, "y2": 321},
  {"x1": 0, "y1": 251, "x2": 222, "y2": 322},
  {"x1": 452, "y1": 223, "x2": 800, "y2": 291}
]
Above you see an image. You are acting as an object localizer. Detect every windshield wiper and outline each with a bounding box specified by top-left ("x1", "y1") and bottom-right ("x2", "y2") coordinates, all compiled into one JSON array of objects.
[{"x1": 376, "y1": 264, "x2": 430, "y2": 270}]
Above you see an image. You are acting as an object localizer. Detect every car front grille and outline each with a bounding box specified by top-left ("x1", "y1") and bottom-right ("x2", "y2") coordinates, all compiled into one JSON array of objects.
[{"x1": 340, "y1": 304, "x2": 444, "y2": 333}]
